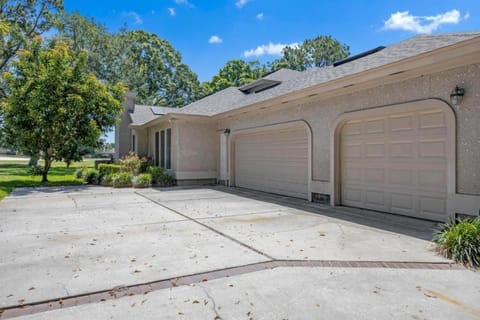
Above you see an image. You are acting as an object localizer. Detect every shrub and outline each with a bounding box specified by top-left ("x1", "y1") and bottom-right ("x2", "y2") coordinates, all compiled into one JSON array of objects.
[
  {"x1": 83, "y1": 168, "x2": 99, "y2": 184},
  {"x1": 433, "y1": 217, "x2": 480, "y2": 268},
  {"x1": 147, "y1": 166, "x2": 166, "y2": 184},
  {"x1": 111, "y1": 172, "x2": 133, "y2": 188},
  {"x1": 98, "y1": 164, "x2": 122, "y2": 177},
  {"x1": 120, "y1": 152, "x2": 147, "y2": 174},
  {"x1": 132, "y1": 173, "x2": 152, "y2": 188},
  {"x1": 157, "y1": 172, "x2": 176, "y2": 187},
  {"x1": 28, "y1": 165, "x2": 43, "y2": 176},
  {"x1": 100, "y1": 173, "x2": 115, "y2": 186},
  {"x1": 74, "y1": 167, "x2": 85, "y2": 179}
]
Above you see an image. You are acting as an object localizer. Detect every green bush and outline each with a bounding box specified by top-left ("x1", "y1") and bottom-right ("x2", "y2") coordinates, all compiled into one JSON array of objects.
[
  {"x1": 147, "y1": 166, "x2": 166, "y2": 183},
  {"x1": 157, "y1": 172, "x2": 176, "y2": 187},
  {"x1": 100, "y1": 173, "x2": 115, "y2": 186},
  {"x1": 98, "y1": 164, "x2": 122, "y2": 177},
  {"x1": 120, "y1": 152, "x2": 148, "y2": 174},
  {"x1": 132, "y1": 173, "x2": 152, "y2": 188},
  {"x1": 111, "y1": 172, "x2": 133, "y2": 188},
  {"x1": 83, "y1": 168, "x2": 99, "y2": 184},
  {"x1": 433, "y1": 217, "x2": 480, "y2": 268},
  {"x1": 74, "y1": 167, "x2": 85, "y2": 179},
  {"x1": 28, "y1": 165, "x2": 43, "y2": 176}
]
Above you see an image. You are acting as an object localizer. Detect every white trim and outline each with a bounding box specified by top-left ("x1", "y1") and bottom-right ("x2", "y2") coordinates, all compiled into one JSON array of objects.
[{"x1": 330, "y1": 99, "x2": 457, "y2": 221}]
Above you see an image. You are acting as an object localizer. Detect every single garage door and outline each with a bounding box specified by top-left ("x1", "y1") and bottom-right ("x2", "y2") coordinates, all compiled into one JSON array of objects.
[
  {"x1": 341, "y1": 107, "x2": 448, "y2": 221},
  {"x1": 235, "y1": 126, "x2": 308, "y2": 199}
]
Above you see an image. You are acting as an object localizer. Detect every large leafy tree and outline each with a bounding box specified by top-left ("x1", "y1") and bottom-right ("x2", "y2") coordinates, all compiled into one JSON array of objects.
[
  {"x1": 203, "y1": 59, "x2": 267, "y2": 95},
  {"x1": 270, "y1": 35, "x2": 349, "y2": 71},
  {"x1": 112, "y1": 30, "x2": 201, "y2": 107},
  {"x1": 54, "y1": 12, "x2": 114, "y2": 82},
  {"x1": 1, "y1": 40, "x2": 125, "y2": 181},
  {"x1": 0, "y1": 0, "x2": 63, "y2": 98}
]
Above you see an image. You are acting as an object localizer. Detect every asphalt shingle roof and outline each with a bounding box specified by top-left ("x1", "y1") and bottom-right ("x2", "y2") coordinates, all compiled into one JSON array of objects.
[
  {"x1": 129, "y1": 105, "x2": 179, "y2": 126},
  {"x1": 131, "y1": 32, "x2": 480, "y2": 124}
]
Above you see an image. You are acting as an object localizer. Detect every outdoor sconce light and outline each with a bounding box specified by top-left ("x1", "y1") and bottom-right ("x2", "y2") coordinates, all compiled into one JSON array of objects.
[
  {"x1": 223, "y1": 128, "x2": 231, "y2": 136},
  {"x1": 450, "y1": 86, "x2": 465, "y2": 106}
]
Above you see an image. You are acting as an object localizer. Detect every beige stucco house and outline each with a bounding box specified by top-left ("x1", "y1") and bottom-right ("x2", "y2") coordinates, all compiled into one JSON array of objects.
[{"x1": 115, "y1": 32, "x2": 480, "y2": 222}]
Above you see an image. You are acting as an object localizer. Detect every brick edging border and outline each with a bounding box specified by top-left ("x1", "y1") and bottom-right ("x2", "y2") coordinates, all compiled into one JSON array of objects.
[{"x1": 0, "y1": 260, "x2": 463, "y2": 319}]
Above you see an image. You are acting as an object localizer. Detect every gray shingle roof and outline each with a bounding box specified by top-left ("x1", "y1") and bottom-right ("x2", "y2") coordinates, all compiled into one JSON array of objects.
[
  {"x1": 130, "y1": 105, "x2": 178, "y2": 126},
  {"x1": 136, "y1": 32, "x2": 480, "y2": 122}
]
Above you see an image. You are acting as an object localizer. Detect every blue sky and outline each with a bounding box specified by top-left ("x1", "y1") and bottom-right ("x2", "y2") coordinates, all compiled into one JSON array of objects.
[{"x1": 65, "y1": 0, "x2": 479, "y2": 82}]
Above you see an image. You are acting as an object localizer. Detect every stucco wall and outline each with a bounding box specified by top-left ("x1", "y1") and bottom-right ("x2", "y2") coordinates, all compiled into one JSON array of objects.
[
  {"x1": 146, "y1": 118, "x2": 217, "y2": 179},
  {"x1": 217, "y1": 64, "x2": 480, "y2": 196},
  {"x1": 176, "y1": 118, "x2": 218, "y2": 178}
]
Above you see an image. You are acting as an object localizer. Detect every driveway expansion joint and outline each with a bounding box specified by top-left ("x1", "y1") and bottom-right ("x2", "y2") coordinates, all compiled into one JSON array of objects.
[
  {"x1": 135, "y1": 191, "x2": 275, "y2": 260},
  {"x1": 0, "y1": 260, "x2": 464, "y2": 319}
]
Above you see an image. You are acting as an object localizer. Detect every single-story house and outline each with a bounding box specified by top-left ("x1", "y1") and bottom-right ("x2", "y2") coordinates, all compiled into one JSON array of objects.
[{"x1": 115, "y1": 32, "x2": 480, "y2": 222}]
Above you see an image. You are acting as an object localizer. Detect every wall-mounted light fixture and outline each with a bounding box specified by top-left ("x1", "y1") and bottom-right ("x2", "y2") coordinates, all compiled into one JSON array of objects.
[
  {"x1": 223, "y1": 128, "x2": 231, "y2": 136},
  {"x1": 450, "y1": 86, "x2": 465, "y2": 106}
]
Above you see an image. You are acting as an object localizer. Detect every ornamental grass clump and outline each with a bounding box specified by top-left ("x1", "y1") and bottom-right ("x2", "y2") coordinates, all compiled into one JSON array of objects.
[{"x1": 433, "y1": 217, "x2": 480, "y2": 268}]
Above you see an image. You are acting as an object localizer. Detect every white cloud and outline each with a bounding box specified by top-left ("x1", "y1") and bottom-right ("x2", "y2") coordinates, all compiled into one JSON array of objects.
[
  {"x1": 256, "y1": 12, "x2": 264, "y2": 20},
  {"x1": 168, "y1": 8, "x2": 176, "y2": 16},
  {"x1": 175, "y1": 0, "x2": 194, "y2": 8},
  {"x1": 236, "y1": 0, "x2": 251, "y2": 8},
  {"x1": 383, "y1": 9, "x2": 462, "y2": 34},
  {"x1": 209, "y1": 35, "x2": 223, "y2": 44},
  {"x1": 124, "y1": 11, "x2": 143, "y2": 25},
  {"x1": 464, "y1": 11, "x2": 470, "y2": 20},
  {"x1": 244, "y1": 42, "x2": 298, "y2": 58}
]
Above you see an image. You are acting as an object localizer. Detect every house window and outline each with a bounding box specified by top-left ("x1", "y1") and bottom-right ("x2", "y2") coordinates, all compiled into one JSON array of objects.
[
  {"x1": 166, "y1": 128, "x2": 171, "y2": 169},
  {"x1": 160, "y1": 130, "x2": 165, "y2": 167},
  {"x1": 154, "y1": 131, "x2": 159, "y2": 166},
  {"x1": 132, "y1": 135, "x2": 136, "y2": 153}
]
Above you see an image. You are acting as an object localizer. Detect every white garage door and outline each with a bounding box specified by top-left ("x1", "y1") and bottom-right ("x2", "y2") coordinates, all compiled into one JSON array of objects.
[
  {"x1": 235, "y1": 126, "x2": 308, "y2": 199},
  {"x1": 341, "y1": 107, "x2": 449, "y2": 221}
]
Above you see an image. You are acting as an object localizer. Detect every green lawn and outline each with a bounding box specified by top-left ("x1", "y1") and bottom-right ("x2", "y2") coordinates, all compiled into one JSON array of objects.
[{"x1": 0, "y1": 158, "x2": 97, "y2": 201}]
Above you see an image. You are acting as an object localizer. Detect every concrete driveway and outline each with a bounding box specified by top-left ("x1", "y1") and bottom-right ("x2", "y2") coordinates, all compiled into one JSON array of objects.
[{"x1": 0, "y1": 186, "x2": 479, "y2": 319}]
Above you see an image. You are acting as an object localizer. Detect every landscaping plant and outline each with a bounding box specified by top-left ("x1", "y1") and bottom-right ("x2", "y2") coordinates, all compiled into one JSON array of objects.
[
  {"x1": 111, "y1": 172, "x2": 133, "y2": 188},
  {"x1": 83, "y1": 168, "x2": 99, "y2": 184},
  {"x1": 132, "y1": 173, "x2": 152, "y2": 188},
  {"x1": 433, "y1": 217, "x2": 480, "y2": 268}
]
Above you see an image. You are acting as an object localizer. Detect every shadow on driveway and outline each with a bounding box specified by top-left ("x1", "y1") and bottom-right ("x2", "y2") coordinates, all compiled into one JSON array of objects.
[{"x1": 208, "y1": 185, "x2": 440, "y2": 241}]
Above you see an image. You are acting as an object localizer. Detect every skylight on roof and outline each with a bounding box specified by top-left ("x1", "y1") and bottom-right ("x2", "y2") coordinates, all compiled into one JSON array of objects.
[{"x1": 239, "y1": 79, "x2": 281, "y2": 94}]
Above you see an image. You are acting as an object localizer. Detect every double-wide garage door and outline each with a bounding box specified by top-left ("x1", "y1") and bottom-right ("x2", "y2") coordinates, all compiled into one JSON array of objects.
[
  {"x1": 341, "y1": 106, "x2": 449, "y2": 221},
  {"x1": 234, "y1": 126, "x2": 308, "y2": 199}
]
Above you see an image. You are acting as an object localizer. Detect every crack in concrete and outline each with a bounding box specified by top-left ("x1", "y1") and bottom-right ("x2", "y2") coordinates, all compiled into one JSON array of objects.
[
  {"x1": 67, "y1": 195, "x2": 78, "y2": 209},
  {"x1": 0, "y1": 260, "x2": 462, "y2": 319},
  {"x1": 200, "y1": 285, "x2": 223, "y2": 320}
]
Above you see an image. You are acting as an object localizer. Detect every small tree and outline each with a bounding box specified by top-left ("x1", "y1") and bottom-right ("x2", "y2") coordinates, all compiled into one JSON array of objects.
[{"x1": 1, "y1": 39, "x2": 125, "y2": 182}]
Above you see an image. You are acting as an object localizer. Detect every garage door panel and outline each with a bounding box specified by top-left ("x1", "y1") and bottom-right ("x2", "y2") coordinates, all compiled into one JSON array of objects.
[
  {"x1": 341, "y1": 107, "x2": 448, "y2": 221},
  {"x1": 390, "y1": 114, "x2": 414, "y2": 132},
  {"x1": 235, "y1": 126, "x2": 308, "y2": 199}
]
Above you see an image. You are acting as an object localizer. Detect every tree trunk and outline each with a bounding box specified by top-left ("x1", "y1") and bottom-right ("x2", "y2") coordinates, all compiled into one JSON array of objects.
[{"x1": 42, "y1": 158, "x2": 51, "y2": 182}]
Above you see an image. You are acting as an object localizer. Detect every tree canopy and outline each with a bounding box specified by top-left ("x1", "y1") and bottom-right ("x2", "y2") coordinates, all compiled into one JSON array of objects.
[
  {"x1": 270, "y1": 35, "x2": 349, "y2": 71},
  {"x1": 203, "y1": 35, "x2": 349, "y2": 96},
  {"x1": 1, "y1": 40, "x2": 125, "y2": 181},
  {"x1": 0, "y1": 0, "x2": 63, "y2": 98}
]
